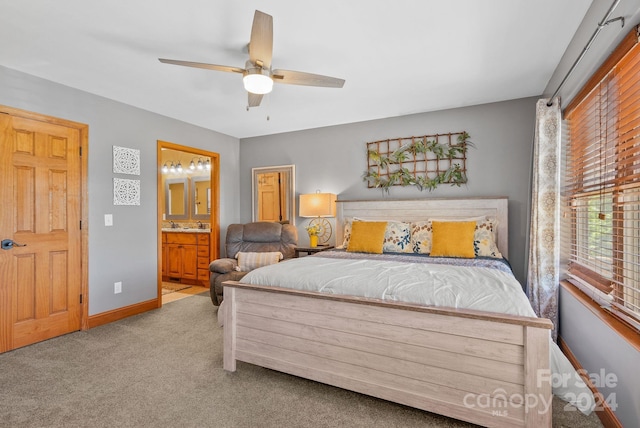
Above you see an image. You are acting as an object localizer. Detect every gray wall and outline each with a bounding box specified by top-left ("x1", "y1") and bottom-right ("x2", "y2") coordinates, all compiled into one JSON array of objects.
[
  {"x1": 544, "y1": 2, "x2": 640, "y2": 426},
  {"x1": 241, "y1": 97, "x2": 537, "y2": 285},
  {"x1": 543, "y1": 0, "x2": 640, "y2": 103},
  {"x1": 0, "y1": 65, "x2": 240, "y2": 315},
  {"x1": 559, "y1": 288, "x2": 639, "y2": 427}
]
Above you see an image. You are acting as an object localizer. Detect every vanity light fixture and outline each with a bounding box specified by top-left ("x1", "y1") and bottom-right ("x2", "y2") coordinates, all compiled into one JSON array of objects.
[
  {"x1": 163, "y1": 158, "x2": 209, "y2": 175},
  {"x1": 189, "y1": 157, "x2": 210, "y2": 171},
  {"x1": 161, "y1": 161, "x2": 181, "y2": 174}
]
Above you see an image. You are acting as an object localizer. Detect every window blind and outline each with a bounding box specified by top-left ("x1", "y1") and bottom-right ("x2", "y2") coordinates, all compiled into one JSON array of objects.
[{"x1": 563, "y1": 26, "x2": 640, "y2": 329}]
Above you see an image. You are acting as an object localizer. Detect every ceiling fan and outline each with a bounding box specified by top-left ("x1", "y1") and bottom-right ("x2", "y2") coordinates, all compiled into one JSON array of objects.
[{"x1": 159, "y1": 10, "x2": 345, "y2": 108}]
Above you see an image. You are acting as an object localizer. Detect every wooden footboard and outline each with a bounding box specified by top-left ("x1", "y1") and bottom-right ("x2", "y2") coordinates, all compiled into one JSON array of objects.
[{"x1": 223, "y1": 281, "x2": 553, "y2": 428}]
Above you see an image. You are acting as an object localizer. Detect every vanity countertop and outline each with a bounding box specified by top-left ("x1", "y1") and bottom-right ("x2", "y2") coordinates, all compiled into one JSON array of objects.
[{"x1": 162, "y1": 228, "x2": 210, "y2": 233}]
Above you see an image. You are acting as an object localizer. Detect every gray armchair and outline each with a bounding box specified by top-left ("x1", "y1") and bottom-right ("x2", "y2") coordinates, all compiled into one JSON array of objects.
[{"x1": 209, "y1": 222, "x2": 298, "y2": 306}]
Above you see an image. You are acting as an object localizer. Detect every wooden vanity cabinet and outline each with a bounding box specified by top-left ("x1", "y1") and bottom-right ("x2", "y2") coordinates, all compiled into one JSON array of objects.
[
  {"x1": 163, "y1": 232, "x2": 210, "y2": 287},
  {"x1": 162, "y1": 232, "x2": 167, "y2": 277},
  {"x1": 196, "y1": 234, "x2": 211, "y2": 285}
]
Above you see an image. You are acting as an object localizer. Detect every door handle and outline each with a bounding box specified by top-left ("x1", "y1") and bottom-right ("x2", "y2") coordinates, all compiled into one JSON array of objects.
[{"x1": 1, "y1": 239, "x2": 27, "y2": 250}]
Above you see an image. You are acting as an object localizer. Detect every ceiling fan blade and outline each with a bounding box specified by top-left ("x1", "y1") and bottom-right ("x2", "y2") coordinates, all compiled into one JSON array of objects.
[
  {"x1": 249, "y1": 10, "x2": 273, "y2": 69},
  {"x1": 158, "y1": 58, "x2": 245, "y2": 74},
  {"x1": 248, "y1": 93, "x2": 263, "y2": 108},
  {"x1": 272, "y1": 69, "x2": 345, "y2": 88}
]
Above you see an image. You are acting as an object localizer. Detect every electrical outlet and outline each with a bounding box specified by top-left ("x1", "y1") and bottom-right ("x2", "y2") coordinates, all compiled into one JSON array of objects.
[{"x1": 114, "y1": 281, "x2": 122, "y2": 294}]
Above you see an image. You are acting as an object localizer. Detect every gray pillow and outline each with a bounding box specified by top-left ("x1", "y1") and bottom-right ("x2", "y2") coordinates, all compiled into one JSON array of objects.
[{"x1": 209, "y1": 258, "x2": 237, "y2": 274}]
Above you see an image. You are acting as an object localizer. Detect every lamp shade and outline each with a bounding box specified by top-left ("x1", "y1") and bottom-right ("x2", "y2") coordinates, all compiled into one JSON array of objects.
[{"x1": 299, "y1": 193, "x2": 336, "y2": 218}]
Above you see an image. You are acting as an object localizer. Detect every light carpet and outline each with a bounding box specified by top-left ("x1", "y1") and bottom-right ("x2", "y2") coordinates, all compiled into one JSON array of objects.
[{"x1": 0, "y1": 292, "x2": 603, "y2": 428}]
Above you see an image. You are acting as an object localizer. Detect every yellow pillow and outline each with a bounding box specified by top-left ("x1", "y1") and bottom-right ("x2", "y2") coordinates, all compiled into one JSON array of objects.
[
  {"x1": 347, "y1": 221, "x2": 387, "y2": 254},
  {"x1": 430, "y1": 221, "x2": 476, "y2": 258}
]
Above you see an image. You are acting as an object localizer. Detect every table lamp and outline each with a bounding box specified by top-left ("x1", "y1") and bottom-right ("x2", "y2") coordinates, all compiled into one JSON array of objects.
[{"x1": 299, "y1": 192, "x2": 336, "y2": 247}]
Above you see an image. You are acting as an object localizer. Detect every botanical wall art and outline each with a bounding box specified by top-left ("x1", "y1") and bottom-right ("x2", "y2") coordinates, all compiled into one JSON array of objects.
[{"x1": 363, "y1": 132, "x2": 472, "y2": 192}]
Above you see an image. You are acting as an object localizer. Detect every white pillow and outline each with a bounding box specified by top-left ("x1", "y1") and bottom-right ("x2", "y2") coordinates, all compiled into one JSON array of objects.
[{"x1": 235, "y1": 251, "x2": 283, "y2": 272}]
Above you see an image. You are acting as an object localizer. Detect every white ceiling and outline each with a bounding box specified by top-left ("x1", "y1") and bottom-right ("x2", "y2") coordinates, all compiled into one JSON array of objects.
[{"x1": 0, "y1": 1, "x2": 593, "y2": 139}]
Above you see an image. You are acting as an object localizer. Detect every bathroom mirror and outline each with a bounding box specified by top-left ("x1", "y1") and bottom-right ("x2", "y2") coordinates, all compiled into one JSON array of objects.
[
  {"x1": 191, "y1": 176, "x2": 211, "y2": 220},
  {"x1": 165, "y1": 178, "x2": 188, "y2": 220},
  {"x1": 252, "y1": 165, "x2": 295, "y2": 224}
]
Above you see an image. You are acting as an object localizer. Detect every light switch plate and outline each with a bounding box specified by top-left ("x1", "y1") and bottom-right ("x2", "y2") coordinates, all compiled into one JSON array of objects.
[{"x1": 104, "y1": 214, "x2": 113, "y2": 226}]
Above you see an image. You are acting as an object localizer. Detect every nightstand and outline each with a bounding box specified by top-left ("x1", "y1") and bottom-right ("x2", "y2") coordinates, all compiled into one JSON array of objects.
[{"x1": 294, "y1": 245, "x2": 334, "y2": 258}]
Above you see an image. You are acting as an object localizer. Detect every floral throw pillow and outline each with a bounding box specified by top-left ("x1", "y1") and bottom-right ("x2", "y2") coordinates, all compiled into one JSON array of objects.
[
  {"x1": 410, "y1": 220, "x2": 433, "y2": 254},
  {"x1": 342, "y1": 219, "x2": 411, "y2": 253},
  {"x1": 341, "y1": 219, "x2": 353, "y2": 249},
  {"x1": 382, "y1": 221, "x2": 412, "y2": 253},
  {"x1": 473, "y1": 219, "x2": 502, "y2": 258}
]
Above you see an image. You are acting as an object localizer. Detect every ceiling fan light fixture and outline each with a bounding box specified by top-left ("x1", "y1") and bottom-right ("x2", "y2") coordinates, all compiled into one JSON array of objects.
[
  {"x1": 159, "y1": 10, "x2": 345, "y2": 108},
  {"x1": 243, "y1": 69, "x2": 273, "y2": 94}
]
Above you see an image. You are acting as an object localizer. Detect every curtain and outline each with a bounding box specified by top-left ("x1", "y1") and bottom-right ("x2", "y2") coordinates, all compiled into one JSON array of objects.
[{"x1": 527, "y1": 98, "x2": 561, "y2": 341}]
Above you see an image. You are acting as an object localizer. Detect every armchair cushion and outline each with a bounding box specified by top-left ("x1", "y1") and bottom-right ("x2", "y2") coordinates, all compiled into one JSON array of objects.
[
  {"x1": 209, "y1": 258, "x2": 237, "y2": 274},
  {"x1": 236, "y1": 251, "x2": 283, "y2": 272}
]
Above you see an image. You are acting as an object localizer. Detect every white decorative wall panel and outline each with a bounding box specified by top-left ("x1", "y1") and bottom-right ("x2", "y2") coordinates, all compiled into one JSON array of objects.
[
  {"x1": 113, "y1": 145, "x2": 140, "y2": 175},
  {"x1": 113, "y1": 178, "x2": 140, "y2": 206}
]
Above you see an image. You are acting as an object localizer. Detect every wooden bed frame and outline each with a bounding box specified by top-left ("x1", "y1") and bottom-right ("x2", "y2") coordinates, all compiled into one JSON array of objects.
[{"x1": 222, "y1": 198, "x2": 553, "y2": 428}]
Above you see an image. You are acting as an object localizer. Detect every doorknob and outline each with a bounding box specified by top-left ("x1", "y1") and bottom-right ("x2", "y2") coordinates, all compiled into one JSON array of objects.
[{"x1": 1, "y1": 239, "x2": 27, "y2": 250}]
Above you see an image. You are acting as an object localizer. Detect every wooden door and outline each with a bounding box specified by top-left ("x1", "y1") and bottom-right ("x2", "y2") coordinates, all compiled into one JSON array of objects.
[
  {"x1": 257, "y1": 172, "x2": 282, "y2": 222},
  {"x1": 0, "y1": 110, "x2": 84, "y2": 353}
]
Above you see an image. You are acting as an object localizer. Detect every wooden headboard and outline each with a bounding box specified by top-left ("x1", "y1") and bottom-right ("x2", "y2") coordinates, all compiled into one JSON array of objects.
[{"x1": 336, "y1": 197, "x2": 509, "y2": 259}]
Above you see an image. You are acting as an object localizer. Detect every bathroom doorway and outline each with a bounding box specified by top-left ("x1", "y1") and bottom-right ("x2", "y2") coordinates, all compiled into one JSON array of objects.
[{"x1": 156, "y1": 140, "x2": 220, "y2": 306}]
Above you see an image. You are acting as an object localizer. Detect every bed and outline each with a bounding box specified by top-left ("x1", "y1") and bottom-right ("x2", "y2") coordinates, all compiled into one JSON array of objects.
[{"x1": 221, "y1": 198, "x2": 591, "y2": 428}]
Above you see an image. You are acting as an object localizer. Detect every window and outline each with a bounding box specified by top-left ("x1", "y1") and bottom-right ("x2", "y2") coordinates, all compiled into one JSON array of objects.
[{"x1": 563, "y1": 26, "x2": 640, "y2": 329}]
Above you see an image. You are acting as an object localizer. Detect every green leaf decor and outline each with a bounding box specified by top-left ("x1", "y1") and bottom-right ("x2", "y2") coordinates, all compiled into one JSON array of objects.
[{"x1": 363, "y1": 132, "x2": 471, "y2": 193}]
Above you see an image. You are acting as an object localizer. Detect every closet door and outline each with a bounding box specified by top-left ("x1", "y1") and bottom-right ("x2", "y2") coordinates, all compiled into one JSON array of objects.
[{"x1": 0, "y1": 111, "x2": 83, "y2": 352}]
